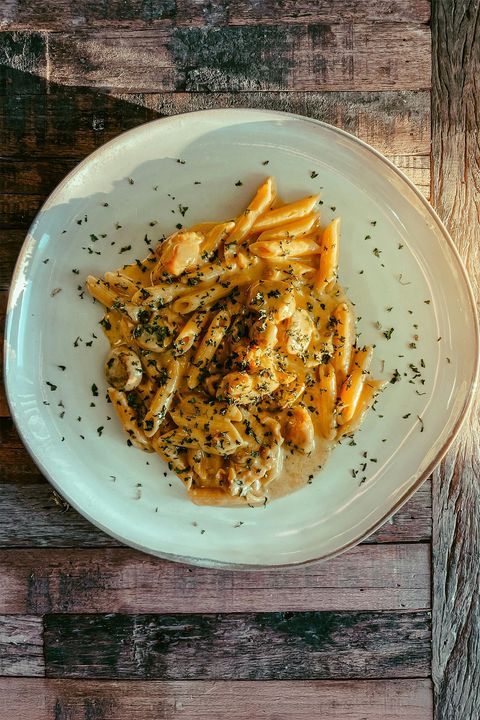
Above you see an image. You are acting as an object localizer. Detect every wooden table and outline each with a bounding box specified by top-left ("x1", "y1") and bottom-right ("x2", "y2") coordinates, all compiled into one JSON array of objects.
[{"x1": 0, "y1": 2, "x2": 478, "y2": 718}]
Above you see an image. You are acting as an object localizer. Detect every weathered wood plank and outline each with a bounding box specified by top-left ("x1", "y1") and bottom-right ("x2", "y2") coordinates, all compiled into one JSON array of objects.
[
  {"x1": 0, "y1": 678, "x2": 434, "y2": 719},
  {"x1": 431, "y1": 1, "x2": 480, "y2": 719},
  {"x1": 0, "y1": 90, "x2": 431, "y2": 158},
  {"x1": 43, "y1": 610, "x2": 431, "y2": 679},
  {"x1": 0, "y1": 545, "x2": 430, "y2": 613},
  {"x1": 0, "y1": 0, "x2": 431, "y2": 30},
  {"x1": 0, "y1": 194, "x2": 44, "y2": 228},
  {"x1": 45, "y1": 25, "x2": 431, "y2": 92},
  {"x1": 0, "y1": 617, "x2": 44, "y2": 677},
  {"x1": 175, "y1": 0, "x2": 432, "y2": 26}
]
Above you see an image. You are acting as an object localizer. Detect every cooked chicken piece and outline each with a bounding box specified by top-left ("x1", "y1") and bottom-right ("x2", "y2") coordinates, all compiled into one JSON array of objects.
[
  {"x1": 246, "y1": 280, "x2": 296, "y2": 322},
  {"x1": 283, "y1": 405, "x2": 315, "y2": 454},
  {"x1": 285, "y1": 308, "x2": 315, "y2": 356},
  {"x1": 251, "y1": 316, "x2": 278, "y2": 349},
  {"x1": 152, "y1": 231, "x2": 204, "y2": 279}
]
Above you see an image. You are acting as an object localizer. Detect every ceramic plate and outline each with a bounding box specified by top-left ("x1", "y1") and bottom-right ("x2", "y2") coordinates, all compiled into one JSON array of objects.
[{"x1": 4, "y1": 110, "x2": 478, "y2": 568}]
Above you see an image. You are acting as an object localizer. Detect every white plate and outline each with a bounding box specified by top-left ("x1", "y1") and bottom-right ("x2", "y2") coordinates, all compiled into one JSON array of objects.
[{"x1": 4, "y1": 110, "x2": 478, "y2": 568}]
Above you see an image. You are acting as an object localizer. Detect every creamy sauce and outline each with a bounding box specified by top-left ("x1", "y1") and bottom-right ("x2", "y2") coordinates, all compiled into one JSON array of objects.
[{"x1": 269, "y1": 438, "x2": 332, "y2": 500}]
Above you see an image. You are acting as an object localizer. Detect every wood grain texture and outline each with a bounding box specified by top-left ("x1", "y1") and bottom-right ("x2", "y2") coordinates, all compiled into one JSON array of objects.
[
  {"x1": 0, "y1": 32, "x2": 47, "y2": 94},
  {"x1": 0, "y1": 545, "x2": 430, "y2": 614},
  {"x1": 0, "y1": 616, "x2": 44, "y2": 677},
  {"x1": 431, "y1": 1, "x2": 480, "y2": 719},
  {"x1": 0, "y1": 678, "x2": 434, "y2": 720},
  {"x1": 0, "y1": 0, "x2": 431, "y2": 30},
  {"x1": 0, "y1": 90, "x2": 431, "y2": 158},
  {"x1": 43, "y1": 611, "x2": 431, "y2": 679},
  {"x1": 46, "y1": 25, "x2": 431, "y2": 92}
]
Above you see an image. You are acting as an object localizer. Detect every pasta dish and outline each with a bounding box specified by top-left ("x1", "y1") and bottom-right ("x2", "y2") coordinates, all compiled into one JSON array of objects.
[{"x1": 86, "y1": 177, "x2": 385, "y2": 506}]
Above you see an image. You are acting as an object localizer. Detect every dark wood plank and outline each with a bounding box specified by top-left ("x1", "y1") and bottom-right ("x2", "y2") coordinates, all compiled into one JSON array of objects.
[
  {"x1": 0, "y1": 545, "x2": 430, "y2": 613},
  {"x1": 0, "y1": 230, "x2": 25, "y2": 291},
  {"x1": 0, "y1": 194, "x2": 43, "y2": 228},
  {"x1": 1, "y1": 0, "x2": 431, "y2": 30},
  {"x1": 0, "y1": 678, "x2": 434, "y2": 719},
  {"x1": 431, "y1": 1, "x2": 480, "y2": 718},
  {"x1": 46, "y1": 25, "x2": 431, "y2": 92},
  {"x1": 0, "y1": 90, "x2": 431, "y2": 159},
  {"x1": 43, "y1": 610, "x2": 431, "y2": 679},
  {"x1": 0, "y1": 617, "x2": 44, "y2": 677}
]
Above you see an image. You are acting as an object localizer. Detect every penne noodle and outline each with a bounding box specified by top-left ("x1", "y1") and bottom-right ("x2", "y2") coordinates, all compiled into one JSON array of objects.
[
  {"x1": 336, "y1": 346, "x2": 374, "y2": 425},
  {"x1": 86, "y1": 275, "x2": 118, "y2": 307},
  {"x1": 173, "y1": 309, "x2": 211, "y2": 355},
  {"x1": 107, "y1": 387, "x2": 152, "y2": 451},
  {"x1": 131, "y1": 282, "x2": 189, "y2": 308},
  {"x1": 314, "y1": 218, "x2": 340, "y2": 293},
  {"x1": 188, "y1": 309, "x2": 231, "y2": 389},
  {"x1": 86, "y1": 276, "x2": 142, "y2": 321},
  {"x1": 337, "y1": 379, "x2": 387, "y2": 438},
  {"x1": 104, "y1": 271, "x2": 141, "y2": 297},
  {"x1": 172, "y1": 272, "x2": 252, "y2": 314},
  {"x1": 200, "y1": 221, "x2": 235, "y2": 259},
  {"x1": 252, "y1": 194, "x2": 320, "y2": 232},
  {"x1": 225, "y1": 176, "x2": 276, "y2": 248},
  {"x1": 256, "y1": 212, "x2": 319, "y2": 243},
  {"x1": 330, "y1": 301, "x2": 355, "y2": 386},
  {"x1": 313, "y1": 363, "x2": 338, "y2": 440},
  {"x1": 142, "y1": 359, "x2": 180, "y2": 437},
  {"x1": 249, "y1": 237, "x2": 321, "y2": 259}
]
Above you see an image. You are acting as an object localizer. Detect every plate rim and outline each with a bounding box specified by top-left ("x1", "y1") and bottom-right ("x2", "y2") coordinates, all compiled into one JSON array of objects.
[{"x1": 4, "y1": 108, "x2": 479, "y2": 570}]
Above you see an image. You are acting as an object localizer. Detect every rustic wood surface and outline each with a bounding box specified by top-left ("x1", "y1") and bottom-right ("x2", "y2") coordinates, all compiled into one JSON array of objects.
[
  {"x1": 431, "y1": 1, "x2": 480, "y2": 719},
  {"x1": 0, "y1": 1, "x2": 477, "y2": 718},
  {"x1": 0, "y1": 679, "x2": 434, "y2": 720}
]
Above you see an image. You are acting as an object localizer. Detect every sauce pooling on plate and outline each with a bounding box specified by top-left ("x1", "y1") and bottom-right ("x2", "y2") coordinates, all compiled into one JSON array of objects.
[{"x1": 86, "y1": 177, "x2": 386, "y2": 506}]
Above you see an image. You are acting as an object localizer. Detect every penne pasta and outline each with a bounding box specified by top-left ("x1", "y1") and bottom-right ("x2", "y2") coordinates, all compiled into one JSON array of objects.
[
  {"x1": 224, "y1": 176, "x2": 276, "y2": 248},
  {"x1": 89, "y1": 176, "x2": 385, "y2": 506},
  {"x1": 249, "y1": 237, "x2": 321, "y2": 259},
  {"x1": 173, "y1": 309, "x2": 211, "y2": 355},
  {"x1": 314, "y1": 218, "x2": 340, "y2": 293},
  {"x1": 252, "y1": 194, "x2": 320, "y2": 232},
  {"x1": 337, "y1": 379, "x2": 387, "y2": 438},
  {"x1": 142, "y1": 358, "x2": 181, "y2": 437},
  {"x1": 330, "y1": 301, "x2": 355, "y2": 386},
  {"x1": 108, "y1": 387, "x2": 152, "y2": 451},
  {"x1": 188, "y1": 309, "x2": 231, "y2": 389},
  {"x1": 336, "y1": 346, "x2": 374, "y2": 425},
  {"x1": 172, "y1": 272, "x2": 253, "y2": 314},
  {"x1": 256, "y1": 212, "x2": 319, "y2": 243},
  {"x1": 201, "y1": 221, "x2": 235, "y2": 259}
]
